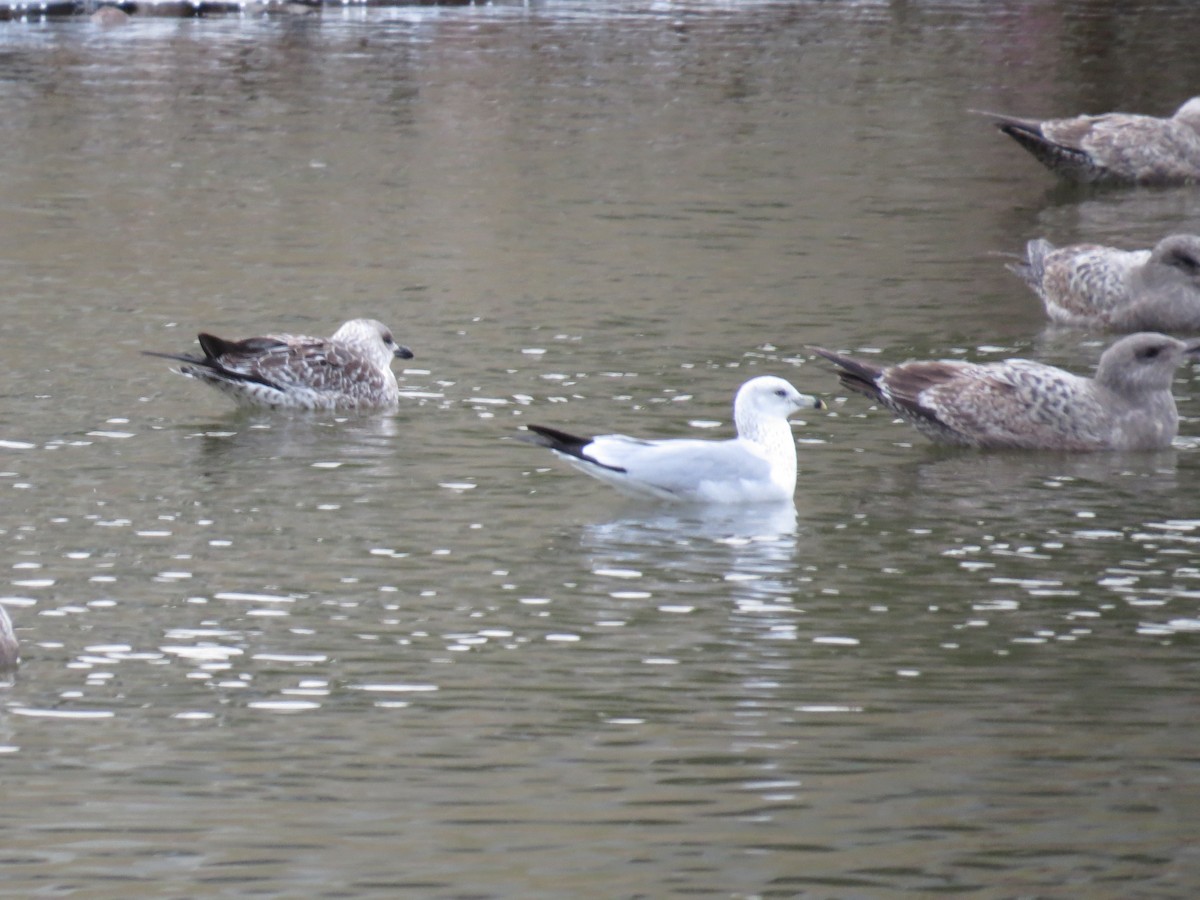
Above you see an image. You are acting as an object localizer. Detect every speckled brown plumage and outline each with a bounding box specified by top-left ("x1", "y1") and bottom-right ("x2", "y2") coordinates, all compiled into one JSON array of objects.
[
  {"x1": 812, "y1": 333, "x2": 1200, "y2": 451},
  {"x1": 978, "y1": 97, "x2": 1200, "y2": 185},
  {"x1": 1010, "y1": 235, "x2": 1200, "y2": 332},
  {"x1": 145, "y1": 318, "x2": 414, "y2": 411}
]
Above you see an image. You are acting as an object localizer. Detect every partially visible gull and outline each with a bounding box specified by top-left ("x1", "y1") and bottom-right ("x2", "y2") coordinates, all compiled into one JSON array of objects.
[
  {"x1": 976, "y1": 97, "x2": 1200, "y2": 185},
  {"x1": 811, "y1": 333, "x2": 1200, "y2": 451},
  {"x1": 145, "y1": 318, "x2": 414, "y2": 411},
  {"x1": 520, "y1": 375, "x2": 826, "y2": 503},
  {"x1": 0, "y1": 605, "x2": 17, "y2": 671},
  {"x1": 1010, "y1": 235, "x2": 1200, "y2": 332}
]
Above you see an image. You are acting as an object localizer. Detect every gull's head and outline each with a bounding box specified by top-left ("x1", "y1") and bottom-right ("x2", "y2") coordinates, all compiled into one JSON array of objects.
[
  {"x1": 1174, "y1": 96, "x2": 1200, "y2": 130},
  {"x1": 735, "y1": 375, "x2": 826, "y2": 424},
  {"x1": 333, "y1": 319, "x2": 415, "y2": 365},
  {"x1": 1095, "y1": 332, "x2": 1200, "y2": 395},
  {"x1": 1149, "y1": 234, "x2": 1200, "y2": 284}
]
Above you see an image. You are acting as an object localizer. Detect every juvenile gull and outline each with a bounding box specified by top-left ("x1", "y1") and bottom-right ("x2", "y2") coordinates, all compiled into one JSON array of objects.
[
  {"x1": 976, "y1": 97, "x2": 1200, "y2": 185},
  {"x1": 811, "y1": 333, "x2": 1200, "y2": 451},
  {"x1": 1010, "y1": 235, "x2": 1200, "y2": 332},
  {"x1": 0, "y1": 605, "x2": 17, "y2": 672},
  {"x1": 520, "y1": 375, "x2": 826, "y2": 503},
  {"x1": 145, "y1": 318, "x2": 414, "y2": 411}
]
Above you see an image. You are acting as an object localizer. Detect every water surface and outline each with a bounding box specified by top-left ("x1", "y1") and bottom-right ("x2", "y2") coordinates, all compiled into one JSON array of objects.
[{"x1": 2, "y1": 2, "x2": 1200, "y2": 896}]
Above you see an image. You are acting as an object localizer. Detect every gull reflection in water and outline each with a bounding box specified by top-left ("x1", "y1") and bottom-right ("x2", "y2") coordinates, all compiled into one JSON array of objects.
[{"x1": 578, "y1": 501, "x2": 802, "y2": 610}]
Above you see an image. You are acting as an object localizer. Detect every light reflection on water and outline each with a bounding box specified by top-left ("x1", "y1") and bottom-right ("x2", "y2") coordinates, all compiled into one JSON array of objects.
[
  {"x1": 2, "y1": 0, "x2": 1200, "y2": 896},
  {"x1": 6, "y1": 361, "x2": 1200, "y2": 895}
]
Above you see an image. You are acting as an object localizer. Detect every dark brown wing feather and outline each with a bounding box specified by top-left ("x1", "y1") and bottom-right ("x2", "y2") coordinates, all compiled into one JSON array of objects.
[
  {"x1": 810, "y1": 348, "x2": 885, "y2": 400},
  {"x1": 814, "y1": 349, "x2": 1013, "y2": 445},
  {"x1": 198, "y1": 333, "x2": 287, "y2": 358},
  {"x1": 871, "y1": 360, "x2": 1011, "y2": 436},
  {"x1": 877, "y1": 361, "x2": 974, "y2": 406},
  {"x1": 998, "y1": 121, "x2": 1099, "y2": 180},
  {"x1": 141, "y1": 333, "x2": 285, "y2": 389}
]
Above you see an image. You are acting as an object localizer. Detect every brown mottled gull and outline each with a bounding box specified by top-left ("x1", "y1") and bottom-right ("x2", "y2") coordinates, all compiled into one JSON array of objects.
[
  {"x1": 1010, "y1": 235, "x2": 1200, "y2": 332},
  {"x1": 811, "y1": 333, "x2": 1200, "y2": 451},
  {"x1": 145, "y1": 318, "x2": 414, "y2": 411},
  {"x1": 0, "y1": 605, "x2": 17, "y2": 671},
  {"x1": 520, "y1": 376, "x2": 826, "y2": 503},
  {"x1": 976, "y1": 97, "x2": 1200, "y2": 185}
]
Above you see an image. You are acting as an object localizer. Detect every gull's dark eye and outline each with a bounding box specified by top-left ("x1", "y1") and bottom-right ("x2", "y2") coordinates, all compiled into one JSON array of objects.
[
  {"x1": 1141, "y1": 346, "x2": 1162, "y2": 360},
  {"x1": 1168, "y1": 250, "x2": 1200, "y2": 276},
  {"x1": 774, "y1": 389, "x2": 788, "y2": 398},
  {"x1": 382, "y1": 332, "x2": 395, "y2": 345}
]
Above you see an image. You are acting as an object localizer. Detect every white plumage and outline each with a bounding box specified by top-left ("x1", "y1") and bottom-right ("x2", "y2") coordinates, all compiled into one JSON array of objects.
[{"x1": 521, "y1": 376, "x2": 825, "y2": 504}]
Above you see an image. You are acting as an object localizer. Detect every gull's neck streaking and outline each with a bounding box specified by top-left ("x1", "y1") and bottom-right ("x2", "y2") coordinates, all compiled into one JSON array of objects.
[
  {"x1": 735, "y1": 406, "x2": 798, "y2": 497},
  {"x1": 332, "y1": 319, "x2": 400, "y2": 373}
]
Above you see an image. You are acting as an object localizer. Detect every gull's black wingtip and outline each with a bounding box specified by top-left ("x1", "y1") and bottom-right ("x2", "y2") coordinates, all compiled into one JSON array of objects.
[{"x1": 518, "y1": 424, "x2": 591, "y2": 453}]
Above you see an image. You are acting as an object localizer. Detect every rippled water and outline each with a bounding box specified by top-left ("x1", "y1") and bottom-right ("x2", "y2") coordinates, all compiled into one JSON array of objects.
[{"x1": 3, "y1": 1, "x2": 1200, "y2": 896}]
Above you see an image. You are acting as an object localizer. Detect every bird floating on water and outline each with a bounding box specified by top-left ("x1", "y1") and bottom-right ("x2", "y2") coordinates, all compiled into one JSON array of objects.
[
  {"x1": 976, "y1": 97, "x2": 1200, "y2": 185},
  {"x1": 0, "y1": 605, "x2": 18, "y2": 672},
  {"x1": 145, "y1": 318, "x2": 413, "y2": 411},
  {"x1": 811, "y1": 333, "x2": 1200, "y2": 451},
  {"x1": 1009, "y1": 235, "x2": 1200, "y2": 332},
  {"x1": 520, "y1": 375, "x2": 826, "y2": 503}
]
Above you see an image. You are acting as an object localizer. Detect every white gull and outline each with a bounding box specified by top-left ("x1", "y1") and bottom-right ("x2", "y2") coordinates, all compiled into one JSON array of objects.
[
  {"x1": 1010, "y1": 235, "x2": 1200, "y2": 332},
  {"x1": 520, "y1": 375, "x2": 825, "y2": 503},
  {"x1": 812, "y1": 333, "x2": 1200, "y2": 451},
  {"x1": 145, "y1": 318, "x2": 413, "y2": 411},
  {"x1": 976, "y1": 97, "x2": 1200, "y2": 185}
]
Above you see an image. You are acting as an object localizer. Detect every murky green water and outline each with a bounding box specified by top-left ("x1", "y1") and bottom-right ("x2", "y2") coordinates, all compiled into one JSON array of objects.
[{"x1": 2, "y1": 2, "x2": 1200, "y2": 896}]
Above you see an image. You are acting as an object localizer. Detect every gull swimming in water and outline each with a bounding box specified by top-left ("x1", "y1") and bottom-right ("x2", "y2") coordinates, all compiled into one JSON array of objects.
[
  {"x1": 1010, "y1": 235, "x2": 1200, "y2": 332},
  {"x1": 811, "y1": 333, "x2": 1199, "y2": 451},
  {"x1": 520, "y1": 375, "x2": 826, "y2": 503},
  {"x1": 145, "y1": 318, "x2": 414, "y2": 411},
  {"x1": 0, "y1": 605, "x2": 17, "y2": 671},
  {"x1": 976, "y1": 97, "x2": 1200, "y2": 185}
]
